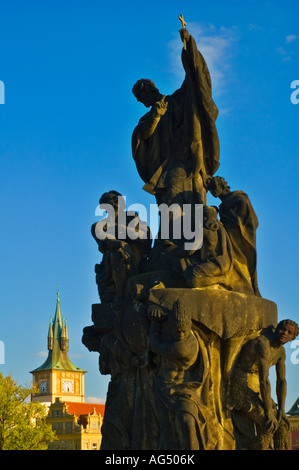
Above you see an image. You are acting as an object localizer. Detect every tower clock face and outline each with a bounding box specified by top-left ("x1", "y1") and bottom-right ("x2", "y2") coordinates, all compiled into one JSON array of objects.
[
  {"x1": 39, "y1": 380, "x2": 47, "y2": 394},
  {"x1": 62, "y1": 380, "x2": 74, "y2": 393}
]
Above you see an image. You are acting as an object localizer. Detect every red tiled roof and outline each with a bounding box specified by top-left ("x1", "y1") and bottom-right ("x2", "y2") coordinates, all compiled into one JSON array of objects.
[{"x1": 64, "y1": 402, "x2": 105, "y2": 418}]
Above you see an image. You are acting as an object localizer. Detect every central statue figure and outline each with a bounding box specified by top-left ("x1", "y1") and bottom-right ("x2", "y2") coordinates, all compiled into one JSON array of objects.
[{"x1": 132, "y1": 27, "x2": 220, "y2": 207}]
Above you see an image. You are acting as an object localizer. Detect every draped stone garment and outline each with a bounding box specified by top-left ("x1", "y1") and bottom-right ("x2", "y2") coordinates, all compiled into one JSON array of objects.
[
  {"x1": 218, "y1": 190, "x2": 260, "y2": 296},
  {"x1": 132, "y1": 35, "x2": 220, "y2": 205}
]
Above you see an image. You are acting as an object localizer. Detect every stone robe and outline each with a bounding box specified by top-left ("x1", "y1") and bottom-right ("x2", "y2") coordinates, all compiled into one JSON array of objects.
[
  {"x1": 132, "y1": 35, "x2": 220, "y2": 206},
  {"x1": 218, "y1": 190, "x2": 260, "y2": 296}
]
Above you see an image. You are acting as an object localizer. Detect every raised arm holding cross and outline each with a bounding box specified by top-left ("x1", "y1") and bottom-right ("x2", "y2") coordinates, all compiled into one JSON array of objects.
[
  {"x1": 178, "y1": 14, "x2": 187, "y2": 49},
  {"x1": 132, "y1": 17, "x2": 220, "y2": 209}
]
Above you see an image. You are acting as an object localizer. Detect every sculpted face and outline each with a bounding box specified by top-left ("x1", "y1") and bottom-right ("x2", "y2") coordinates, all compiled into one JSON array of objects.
[
  {"x1": 135, "y1": 89, "x2": 159, "y2": 108},
  {"x1": 209, "y1": 185, "x2": 222, "y2": 198},
  {"x1": 170, "y1": 323, "x2": 189, "y2": 342},
  {"x1": 276, "y1": 323, "x2": 296, "y2": 345},
  {"x1": 208, "y1": 180, "x2": 224, "y2": 198},
  {"x1": 207, "y1": 177, "x2": 230, "y2": 198},
  {"x1": 133, "y1": 79, "x2": 161, "y2": 108}
]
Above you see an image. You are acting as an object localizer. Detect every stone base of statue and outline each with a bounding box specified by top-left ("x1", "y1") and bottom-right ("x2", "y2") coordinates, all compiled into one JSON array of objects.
[
  {"x1": 90, "y1": 283, "x2": 277, "y2": 450},
  {"x1": 148, "y1": 287, "x2": 277, "y2": 450}
]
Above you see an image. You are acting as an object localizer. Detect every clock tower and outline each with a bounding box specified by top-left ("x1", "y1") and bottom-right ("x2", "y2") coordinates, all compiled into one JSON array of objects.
[{"x1": 31, "y1": 291, "x2": 86, "y2": 406}]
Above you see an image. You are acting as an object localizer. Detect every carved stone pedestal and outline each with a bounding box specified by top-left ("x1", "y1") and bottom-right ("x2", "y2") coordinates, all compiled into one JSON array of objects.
[
  {"x1": 147, "y1": 288, "x2": 277, "y2": 450},
  {"x1": 90, "y1": 286, "x2": 277, "y2": 450}
]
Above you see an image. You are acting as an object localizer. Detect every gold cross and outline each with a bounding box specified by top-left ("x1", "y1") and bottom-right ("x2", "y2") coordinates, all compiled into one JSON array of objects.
[
  {"x1": 178, "y1": 14, "x2": 187, "y2": 49},
  {"x1": 178, "y1": 14, "x2": 186, "y2": 29}
]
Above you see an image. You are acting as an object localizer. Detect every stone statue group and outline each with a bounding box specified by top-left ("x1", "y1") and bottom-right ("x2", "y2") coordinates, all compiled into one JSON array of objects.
[{"x1": 82, "y1": 20, "x2": 298, "y2": 450}]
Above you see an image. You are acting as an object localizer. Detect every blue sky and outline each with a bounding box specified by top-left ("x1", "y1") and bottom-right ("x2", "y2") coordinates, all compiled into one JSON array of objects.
[{"x1": 0, "y1": 0, "x2": 298, "y2": 409}]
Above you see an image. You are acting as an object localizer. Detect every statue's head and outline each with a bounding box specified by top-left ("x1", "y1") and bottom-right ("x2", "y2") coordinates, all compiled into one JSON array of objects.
[
  {"x1": 132, "y1": 79, "x2": 161, "y2": 107},
  {"x1": 275, "y1": 319, "x2": 299, "y2": 344},
  {"x1": 204, "y1": 205, "x2": 218, "y2": 219},
  {"x1": 99, "y1": 190, "x2": 125, "y2": 213},
  {"x1": 206, "y1": 176, "x2": 230, "y2": 197},
  {"x1": 169, "y1": 299, "x2": 192, "y2": 341},
  {"x1": 203, "y1": 206, "x2": 219, "y2": 230}
]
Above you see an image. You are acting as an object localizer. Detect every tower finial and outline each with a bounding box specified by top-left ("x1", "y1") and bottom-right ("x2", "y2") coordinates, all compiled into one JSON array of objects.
[
  {"x1": 57, "y1": 285, "x2": 60, "y2": 301},
  {"x1": 48, "y1": 317, "x2": 54, "y2": 350}
]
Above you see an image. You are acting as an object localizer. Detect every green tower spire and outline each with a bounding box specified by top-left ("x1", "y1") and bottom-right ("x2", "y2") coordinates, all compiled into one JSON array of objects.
[{"x1": 31, "y1": 290, "x2": 85, "y2": 373}]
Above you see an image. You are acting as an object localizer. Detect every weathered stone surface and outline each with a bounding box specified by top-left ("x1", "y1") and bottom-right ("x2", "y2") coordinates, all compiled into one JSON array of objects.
[
  {"x1": 83, "y1": 18, "x2": 299, "y2": 451},
  {"x1": 148, "y1": 288, "x2": 277, "y2": 339},
  {"x1": 92, "y1": 303, "x2": 114, "y2": 332}
]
